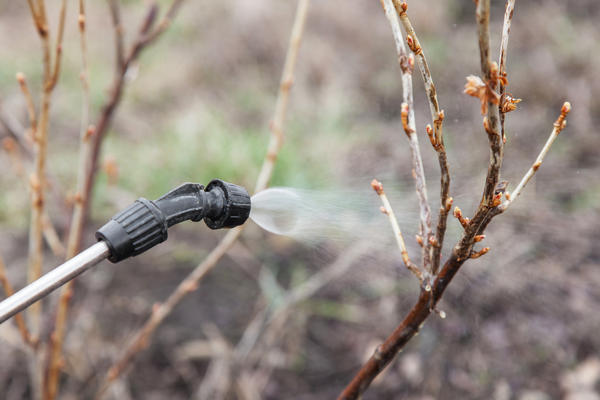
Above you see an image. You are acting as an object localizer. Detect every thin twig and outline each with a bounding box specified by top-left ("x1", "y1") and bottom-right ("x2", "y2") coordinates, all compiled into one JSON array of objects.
[
  {"x1": 27, "y1": 0, "x2": 66, "y2": 347},
  {"x1": 498, "y1": 0, "x2": 516, "y2": 141},
  {"x1": 371, "y1": 179, "x2": 423, "y2": 282},
  {"x1": 254, "y1": 0, "x2": 308, "y2": 193},
  {"x1": 499, "y1": 102, "x2": 571, "y2": 212},
  {"x1": 95, "y1": 1, "x2": 310, "y2": 397},
  {"x1": 0, "y1": 253, "x2": 34, "y2": 346},
  {"x1": 394, "y1": 1, "x2": 441, "y2": 141},
  {"x1": 381, "y1": 0, "x2": 433, "y2": 271},
  {"x1": 393, "y1": 1, "x2": 451, "y2": 275},
  {"x1": 107, "y1": 0, "x2": 125, "y2": 72},
  {"x1": 47, "y1": 0, "x2": 67, "y2": 91},
  {"x1": 476, "y1": 0, "x2": 503, "y2": 208},
  {"x1": 17, "y1": 72, "x2": 65, "y2": 258},
  {"x1": 16, "y1": 73, "x2": 37, "y2": 138},
  {"x1": 0, "y1": 104, "x2": 33, "y2": 157},
  {"x1": 44, "y1": 1, "x2": 92, "y2": 397},
  {"x1": 2, "y1": 138, "x2": 65, "y2": 258},
  {"x1": 138, "y1": 0, "x2": 185, "y2": 48},
  {"x1": 21, "y1": 1, "x2": 67, "y2": 399}
]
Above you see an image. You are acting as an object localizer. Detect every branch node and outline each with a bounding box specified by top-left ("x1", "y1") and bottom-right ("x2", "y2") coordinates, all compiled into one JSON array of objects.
[
  {"x1": 428, "y1": 236, "x2": 439, "y2": 248},
  {"x1": 500, "y1": 94, "x2": 521, "y2": 113},
  {"x1": 445, "y1": 197, "x2": 453, "y2": 212},
  {"x1": 473, "y1": 235, "x2": 486, "y2": 243},
  {"x1": 430, "y1": 307, "x2": 446, "y2": 319},
  {"x1": 400, "y1": 103, "x2": 414, "y2": 136},
  {"x1": 553, "y1": 101, "x2": 571, "y2": 134},
  {"x1": 470, "y1": 247, "x2": 490, "y2": 259},
  {"x1": 371, "y1": 179, "x2": 384, "y2": 195},
  {"x1": 483, "y1": 116, "x2": 498, "y2": 136},
  {"x1": 453, "y1": 206, "x2": 470, "y2": 229},
  {"x1": 415, "y1": 235, "x2": 424, "y2": 247}
]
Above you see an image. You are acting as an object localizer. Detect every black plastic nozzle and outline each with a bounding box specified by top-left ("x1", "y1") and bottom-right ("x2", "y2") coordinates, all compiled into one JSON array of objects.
[{"x1": 95, "y1": 180, "x2": 250, "y2": 263}]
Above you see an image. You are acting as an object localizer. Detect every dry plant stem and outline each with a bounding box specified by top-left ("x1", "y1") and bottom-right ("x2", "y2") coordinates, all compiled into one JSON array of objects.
[
  {"x1": 0, "y1": 254, "x2": 33, "y2": 346},
  {"x1": 16, "y1": 74, "x2": 37, "y2": 136},
  {"x1": 498, "y1": 0, "x2": 516, "y2": 140},
  {"x1": 381, "y1": 0, "x2": 432, "y2": 270},
  {"x1": 477, "y1": 0, "x2": 503, "y2": 208},
  {"x1": 24, "y1": 2, "x2": 67, "y2": 397},
  {"x1": 0, "y1": 106, "x2": 33, "y2": 157},
  {"x1": 44, "y1": 2, "x2": 92, "y2": 398},
  {"x1": 371, "y1": 180, "x2": 422, "y2": 281},
  {"x1": 26, "y1": 0, "x2": 66, "y2": 347},
  {"x1": 95, "y1": 1, "x2": 310, "y2": 397},
  {"x1": 395, "y1": 1, "x2": 441, "y2": 138},
  {"x1": 138, "y1": 0, "x2": 185, "y2": 46},
  {"x1": 340, "y1": 3, "x2": 506, "y2": 398},
  {"x1": 254, "y1": 0, "x2": 308, "y2": 193},
  {"x1": 338, "y1": 101, "x2": 571, "y2": 397},
  {"x1": 500, "y1": 103, "x2": 571, "y2": 212},
  {"x1": 2, "y1": 114, "x2": 63, "y2": 258},
  {"x1": 107, "y1": 0, "x2": 125, "y2": 71},
  {"x1": 338, "y1": 221, "x2": 493, "y2": 400},
  {"x1": 394, "y1": 1, "x2": 451, "y2": 274}
]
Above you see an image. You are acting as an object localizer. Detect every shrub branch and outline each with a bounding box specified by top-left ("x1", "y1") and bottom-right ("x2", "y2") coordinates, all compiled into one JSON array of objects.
[
  {"x1": 338, "y1": 2, "x2": 570, "y2": 398},
  {"x1": 394, "y1": 0, "x2": 451, "y2": 274}
]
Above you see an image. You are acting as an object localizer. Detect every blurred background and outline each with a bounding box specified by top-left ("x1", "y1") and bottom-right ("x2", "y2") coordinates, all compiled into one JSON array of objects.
[{"x1": 0, "y1": 0, "x2": 599, "y2": 399}]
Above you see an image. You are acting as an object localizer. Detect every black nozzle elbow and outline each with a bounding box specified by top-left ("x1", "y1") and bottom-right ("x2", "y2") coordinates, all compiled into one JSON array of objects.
[{"x1": 95, "y1": 180, "x2": 250, "y2": 263}]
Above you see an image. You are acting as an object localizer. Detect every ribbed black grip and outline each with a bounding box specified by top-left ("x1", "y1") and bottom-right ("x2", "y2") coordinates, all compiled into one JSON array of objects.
[
  {"x1": 96, "y1": 181, "x2": 251, "y2": 263},
  {"x1": 95, "y1": 198, "x2": 168, "y2": 262}
]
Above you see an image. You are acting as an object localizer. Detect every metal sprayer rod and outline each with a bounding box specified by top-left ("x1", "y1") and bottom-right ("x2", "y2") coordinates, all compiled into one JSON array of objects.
[
  {"x1": 0, "y1": 241, "x2": 110, "y2": 324},
  {"x1": 0, "y1": 180, "x2": 251, "y2": 327}
]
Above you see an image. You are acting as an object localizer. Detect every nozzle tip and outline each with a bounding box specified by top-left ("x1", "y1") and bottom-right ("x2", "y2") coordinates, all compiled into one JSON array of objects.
[{"x1": 203, "y1": 180, "x2": 251, "y2": 229}]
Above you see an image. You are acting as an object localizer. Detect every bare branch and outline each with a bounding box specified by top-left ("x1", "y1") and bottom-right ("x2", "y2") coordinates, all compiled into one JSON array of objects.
[
  {"x1": 16, "y1": 73, "x2": 37, "y2": 137},
  {"x1": 371, "y1": 179, "x2": 423, "y2": 282},
  {"x1": 476, "y1": 0, "x2": 504, "y2": 208},
  {"x1": 0, "y1": 104, "x2": 33, "y2": 157},
  {"x1": 254, "y1": 0, "x2": 309, "y2": 193},
  {"x1": 339, "y1": 3, "x2": 567, "y2": 398},
  {"x1": 0, "y1": 253, "x2": 34, "y2": 347},
  {"x1": 46, "y1": 0, "x2": 67, "y2": 91},
  {"x1": 2, "y1": 138, "x2": 65, "y2": 258},
  {"x1": 138, "y1": 0, "x2": 185, "y2": 47},
  {"x1": 27, "y1": 0, "x2": 65, "y2": 347},
  {"x1": 45, "y1": 1, "x2": 93, "y2": 397},
  {"x1": 107, "y1": 0, "x2": 125, "y2": 72},
  {"x1": 381, "y1": 0, "x2": 433, "y2": 270},
  {"x1": 499, "y1": 0, "x2": 516, "y2": 141},
  {"x1": 500, "y1": 102, "x2": 571, "y2": 212},
  {"x1": 393, "y1": 0, "x2": 451, "y2": 275}
]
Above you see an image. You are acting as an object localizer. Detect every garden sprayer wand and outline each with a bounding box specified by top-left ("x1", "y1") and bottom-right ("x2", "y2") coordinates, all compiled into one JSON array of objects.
[{"x1": 0, "y1": 179, "x2": 251, "y2": 324}]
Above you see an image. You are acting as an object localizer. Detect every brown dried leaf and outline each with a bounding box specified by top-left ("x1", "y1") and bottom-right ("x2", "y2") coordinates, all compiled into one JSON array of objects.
[{"x1": 464, "y1": 75, "x2": 500, "y2": 115}]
